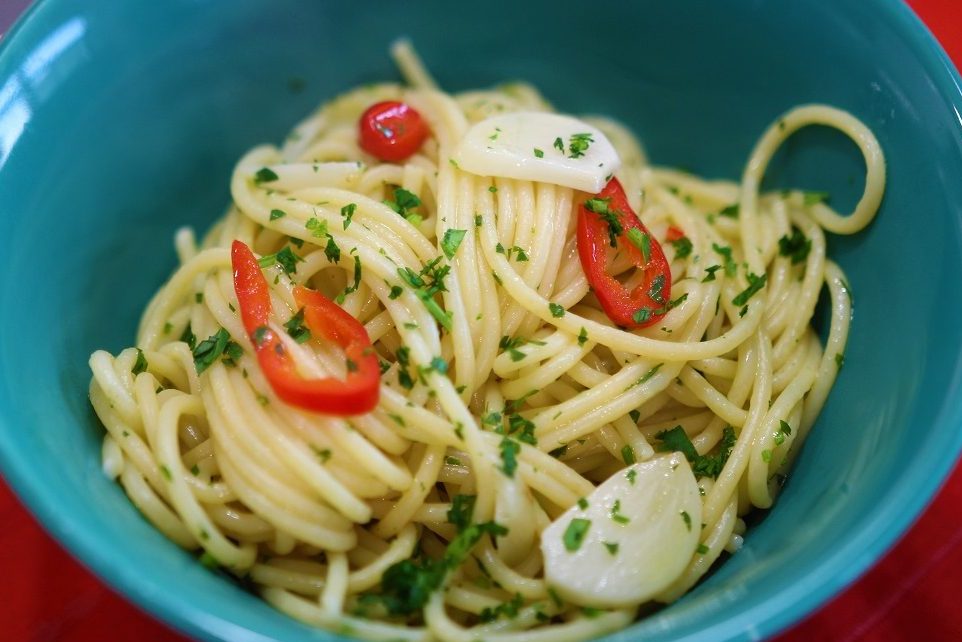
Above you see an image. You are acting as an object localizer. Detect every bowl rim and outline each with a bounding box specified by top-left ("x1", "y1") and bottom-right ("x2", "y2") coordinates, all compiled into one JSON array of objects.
[{"x1": 1, "y1": 1, "x2": 961, "y2": 641}]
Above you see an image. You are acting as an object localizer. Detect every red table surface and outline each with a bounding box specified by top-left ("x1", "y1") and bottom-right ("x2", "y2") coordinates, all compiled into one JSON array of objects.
[{"x1": 2, "y1": 1, "x2": 961, "y2": 641}]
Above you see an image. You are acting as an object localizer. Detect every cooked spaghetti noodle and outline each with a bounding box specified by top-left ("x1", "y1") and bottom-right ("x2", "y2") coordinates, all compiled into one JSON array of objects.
[{"x1": 88, "y1": 42, "x2": 884, "y2": 641}]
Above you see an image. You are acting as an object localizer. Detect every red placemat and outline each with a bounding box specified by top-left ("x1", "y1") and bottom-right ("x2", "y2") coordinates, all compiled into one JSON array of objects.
[{"x1": 1, "y1": 1, "x2": 960, "y2": 641}]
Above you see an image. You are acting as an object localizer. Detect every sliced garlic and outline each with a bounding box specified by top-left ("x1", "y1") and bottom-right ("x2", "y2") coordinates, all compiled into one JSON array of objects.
[
  {"x1": 540, "y1": 453, "x2": 701, "y2": 608},
  {"x1": 453, "y1": 112, "x2": 621, "y2": 192}
]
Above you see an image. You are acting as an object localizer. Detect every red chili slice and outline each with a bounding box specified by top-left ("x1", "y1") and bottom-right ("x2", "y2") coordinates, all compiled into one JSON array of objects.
[
  {"x1": 358, "y1": 100, "x2": 429, "y2": 162},
  {"x1": 231, "y1": 240, "x2": 380, "y2": 415},
  {"x1": 577, "y1": 178, "x2": 673, "y2": 328}
]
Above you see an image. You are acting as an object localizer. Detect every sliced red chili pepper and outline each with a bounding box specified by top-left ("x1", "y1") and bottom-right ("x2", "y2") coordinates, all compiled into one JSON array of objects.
[
  {"x1": 358, "y1": 100, "x2": 429, "y2": 162},
  {"x1": 231, "y1": 240, "x2": 380, "y2": 415},
  {"x1": 666, "y1": 225, "x2": 686, "y2": 242},
  {"x1": 577, "y1": 178, "x2": 673, "y2": 328}
]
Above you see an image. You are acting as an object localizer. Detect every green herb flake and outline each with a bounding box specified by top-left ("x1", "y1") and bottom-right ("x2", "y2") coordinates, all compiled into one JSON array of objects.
[
  {"x1": 835, "y1": 352, "x2": 845, "y2": 370},
  {"x1": 626, "y1": 228, "x2": 651, "y2": 262},
  {"x1": 193, "y1": 328, "x2": 231, "y2": 374},
  {"x1": 370, "y1": 520, "x2": 508, "y2": 616},
  {"x1": 656, "y1": 425, "x2": 737, "y2": 479},
  {"x1": 284, "y1": 308, "x2": 312, "y2": 344},
  {"x1": 568, "y1": 132, "x2": 594, "y2": 159},
  {"x1": 563, "y1": 518, "x2": 591, "y2": 551},
  {"x1": 534, "y1": 148, "x2": 544, "y2": 158},
  {"x1": 803, "y1": 191, "x2": 830, "y2": 206},
  {"x1": 447, "y1": 494, "x2": 476, "y2": 532},
  {"x1": 341, "y1": 203, "x2": 357, "y2": 229},
  {"x1": 584, "y1": 197, "x2": 622, "y2": 247},
  {"x1": 718, "y1": 203, "x2": 739, "y2": 219},
  {"x1": 697, "y1": 544, "x2": 710, "y2": 555},
  {"x1": 702, "y1": 265, "x2": 722, "y2": 282},
  {"x1": 133, "y1": 349, "x2": 149, "y2": 375},
  {"x1": 305, "y1": 217, "x2": 328, "y2": 238},
  {"x1": 610, "y1": 499, "x2": 630, "y2": 524},
  {"x1": 681, "y1": 510, "x2": 692, "y2": 531},
  {"x1": 384, "y1": 187, "x2": 422, "y2": 221},
  {"x1": 441, "y1": 229, "x2": 467, "y2": 259},
  {"x1": 253, "y1": 167, "x2": 278, "y2": 184},
  {"x1": 269, "y1": 208, "x2": 286, "y2": 221},
  {"x1": 549, "y1": 302, "x2": 565, "y2": 318},
  {"x1": 577, "y1": 327, "x2": 589, "y2": 347},
  {"x1": 713, "y1": 243, "x2": 738, "y2": 277},
  {"x1": 499, "y1": 437, "x2": 520, "y2": 477},
  {"x1": 324, "y1": 234, "x2": 341, "y2": 263},
  {"x1": 621, "y1": 444, "x2": 636, "y2": 465},
  {"x1": 626, "y1": 469, "x2": 638, "y2": 484},
  {"x1": 672, "y1": 236, "x2": 693, "y2": 259},
  {"x1": 603, "y1": 541, "x2": 619, "y2": 556},
  {"x1": 221, "y1": 341, "x2": 243, "y2": 367},
  {"x1": 778, "y1": 229, "x2": 811, "y2": 265},
  {"x1": 732, "y1": 272, "x2": 768, "y2": 306},
  {"x1": 199, "y1": 551, "x2": 220, "y2": 569}
]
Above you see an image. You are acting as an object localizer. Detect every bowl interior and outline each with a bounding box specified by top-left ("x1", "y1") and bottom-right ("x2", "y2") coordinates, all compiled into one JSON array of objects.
[{"x1": 1, "y1": 1, "x2": 961, "y2": 641}]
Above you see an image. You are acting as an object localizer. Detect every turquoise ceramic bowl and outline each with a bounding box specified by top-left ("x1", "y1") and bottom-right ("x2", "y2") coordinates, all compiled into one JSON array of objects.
[{"x1": 1, "y1": 1, "x2": 961, "y2": 640}]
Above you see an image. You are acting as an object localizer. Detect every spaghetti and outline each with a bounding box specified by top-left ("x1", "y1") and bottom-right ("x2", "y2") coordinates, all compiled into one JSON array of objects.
[{"x1": 88, "y1": 42, "x2": 884, "y2": 641}]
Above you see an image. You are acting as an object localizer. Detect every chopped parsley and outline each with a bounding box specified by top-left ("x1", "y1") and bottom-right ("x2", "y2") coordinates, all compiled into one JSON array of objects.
[
  {"x1": 835, "y1": 352, "x2": 845, "y2": 370},
  {"x1": 305, "y1": 217, "x2": 328, "y2": 238},
  {"x1": 732, "y1": 272, "x2": 767, "y2": 306},
  {"x1": 253, "y1": 167, "x2": 278, "y2": 184},
  {"x1": 284, "y1": 308, "x2": 311, "y2": 344},
  {"x1": 803, "y1": 191, "x2": 830, "y2": 206},
  {"x1": 697, "y1": 544, "x2": 710, "y2": 555},
  {"x1": 222, "y1": 341, "x2": 243, "y2": 367},
  {"x1": 656, "y1": 425, "x2": 737, "y2": 478},
  {"x1": 584, "y1": 197, "x2": 622, "y2": 247},
  {"x1": 568, "y1": 132, "x2": 594, "y2": 159},
  {"x1": 681, "y1": 510, "x2": 692, "y2": 531},
  {"x1": 648, "y1": 274, "x2": 667, "y2": 304},
  {"x1": 626, "y1": 228, "x2": 651, "y2": 262},
  {"x1": 621, "y1": 444, "x2": 636, "y2": 465},
  {"x1": 334, "y1": 251, "x2": 362, "y2": 304},
  {"x1": 712, "y1": 243, "x2": 738, "y2": 277},
  {"x1": 258, "y1": 246, "x2": 301, "y2": 276},
  {"x1": 340, "y1": 203, "x2": 356, "y2": 229},
  {"x1": 549, "y1": 302, "x2": 565, "y2": 318},
  {"x1": 702, "y1": 265, "x2": 722, "y2": 282},
  {"x1": 563, "y1": 518, "x2": 591, "y2": 551},
  {"x1": 603, "y1": 541, "x2": 620, "y2": 556},
  {"x1": 610, "y1": 499, "x2": 630, "y2": 524},
  {"x1": 269, "y1": 208, "x2": 286, "y2": 221},
  {"x1": 577, "y1": 327, "x2": 589, "y2": 347},
  {"x1": 534, "y1": 148, "x2": 544, "y2": 158},
  {"x1": 441, "y1": 229, "x2": 467, "y2": 259},
  {"x1": 671, "y1": 236, "x2": 693, "y2": 259},
  {"x1": 193, "y1": 328, "x2": 231, "y2": 374},
  {"x1": 632, "y1": 363, "x2": 663, "y2": 388},
  {"x1": 397, "y1": 257, "x2": 453, "y2": 330},
  {"x1": 324, "y1": 235, "x2": 340, "y2": 263},
  {"x1": 553, "y1": 136, "x2": 564, "y2": 152},
  {"x1": 133, "y1": 349, "x2": 148, "y2": 375},
  {"x1": 370, "y1": 521, "x2": 508, "y2": 616},
  {"x1": 479, "y1": 594, "x2": 524, "y2": 623},
  {"x1": 447, "y1": 494, "x2": 476, "y2": 532},
  {"x1": 778, "y1": 229, "x2": 811, "y2": 265},
  {"x1": 384, "y1": 186, "x2": 422, "y2": 222},
  {"x1": 718, "y1": 203, "x2": 739, "y2": 219},
  {"x1": 499, "y1": 437, "x2": 521, "y2": 477},
  {"x1": 179, "y1": 324, "x2": 197, "y2": 350}
]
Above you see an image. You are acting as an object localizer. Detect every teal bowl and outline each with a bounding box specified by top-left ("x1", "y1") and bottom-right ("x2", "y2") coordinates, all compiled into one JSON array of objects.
[{"x1": 1, "y1": 0, "x2": 961, "y2": 640}]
